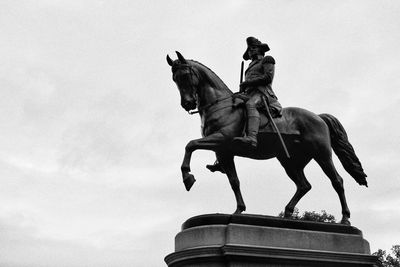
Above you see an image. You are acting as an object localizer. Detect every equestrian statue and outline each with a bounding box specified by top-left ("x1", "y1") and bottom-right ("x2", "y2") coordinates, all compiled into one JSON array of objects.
[{"x1": 166, "y1": 37, "x2": 367, "y2": 225}]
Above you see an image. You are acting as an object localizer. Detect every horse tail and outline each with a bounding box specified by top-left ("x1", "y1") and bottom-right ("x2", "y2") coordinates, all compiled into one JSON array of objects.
[{"x1": 319, "y1": 113, "x2": 368, "y2": 187}]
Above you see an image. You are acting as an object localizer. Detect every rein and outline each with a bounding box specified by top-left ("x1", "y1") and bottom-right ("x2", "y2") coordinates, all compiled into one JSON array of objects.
[{"x1": 188, "y1": 95, "x2": 234, "y2": 115}]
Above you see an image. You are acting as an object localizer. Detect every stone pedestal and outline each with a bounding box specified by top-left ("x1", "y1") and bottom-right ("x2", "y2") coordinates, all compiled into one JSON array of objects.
[{"x1": 165, "y1": 214, "x2": 378, "y2": 267}]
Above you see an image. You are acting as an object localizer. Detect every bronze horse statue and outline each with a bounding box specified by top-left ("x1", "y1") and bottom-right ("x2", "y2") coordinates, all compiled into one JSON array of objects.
[{"x1": 166, "y1": 51, "x2": 367, "y2": 225}]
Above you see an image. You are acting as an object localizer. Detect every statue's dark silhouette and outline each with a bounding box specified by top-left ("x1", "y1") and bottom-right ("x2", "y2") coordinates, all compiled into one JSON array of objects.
[{"x1": 166, "y1": 48, "x2": 367, "y2": 225}]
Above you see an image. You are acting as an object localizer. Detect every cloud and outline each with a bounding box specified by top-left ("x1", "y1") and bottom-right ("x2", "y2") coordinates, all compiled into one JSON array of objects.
[
  {"x1": 0, "y1": 1, "x2": 399, "y2": 266},
  {"x1": 0, "y1": 214, "x2": 145, "y2": 267}
]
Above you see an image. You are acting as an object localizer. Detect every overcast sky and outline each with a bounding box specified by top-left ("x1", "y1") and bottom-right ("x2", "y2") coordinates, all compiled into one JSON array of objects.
[{"x1": 0, "y1": 0, "x2": 399, "y2": 266}]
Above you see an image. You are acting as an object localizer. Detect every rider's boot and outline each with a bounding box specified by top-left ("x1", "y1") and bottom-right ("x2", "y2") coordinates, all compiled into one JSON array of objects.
[
  {"x1": 234, "y1": 102, "x2": 261, "y2": 148},
  {"x1": 234, "y1": 115, "x2": 260, "y2": 148}
]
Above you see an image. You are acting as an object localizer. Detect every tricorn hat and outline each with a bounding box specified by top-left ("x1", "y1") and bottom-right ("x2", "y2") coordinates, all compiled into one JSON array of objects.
[{"x1": 243, "y1": 37, "x2": 270, "y2": 60}]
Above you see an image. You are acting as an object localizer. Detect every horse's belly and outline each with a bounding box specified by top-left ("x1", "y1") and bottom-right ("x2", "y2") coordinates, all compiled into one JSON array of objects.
[{"x1": 233, "y1": 133, "x2": 300, "y2": 160}]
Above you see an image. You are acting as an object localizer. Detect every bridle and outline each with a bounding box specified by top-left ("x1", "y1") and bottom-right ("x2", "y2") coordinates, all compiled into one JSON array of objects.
[{"x1": 175, "y1": 64, "x2": 235, "y2": 115}]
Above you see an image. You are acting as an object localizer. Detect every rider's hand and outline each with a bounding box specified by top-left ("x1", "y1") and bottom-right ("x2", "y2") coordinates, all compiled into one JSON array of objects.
[{"x1": 239, "y1": 81, "x2": 248, "y2": 92}]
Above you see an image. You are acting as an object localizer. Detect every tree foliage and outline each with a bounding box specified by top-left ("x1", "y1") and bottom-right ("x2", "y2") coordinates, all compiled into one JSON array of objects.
[
  {"x1": 373, "y1": 245, "x2": 400, "y2": 267},
  {"x1": 278, "y1": 210, "x2": 399, "y2": 266},
  {"x1": 278, "y1": 208, "x2": 336, "y2": 223}
]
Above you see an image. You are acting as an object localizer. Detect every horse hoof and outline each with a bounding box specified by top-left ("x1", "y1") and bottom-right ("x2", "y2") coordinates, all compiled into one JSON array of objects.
[
  {"x1": 340, "y1": 217, "x2": 351, "y2": 225},
  {"x1": 284, "y1": 210, "x2": 293, "y2": 219},
  {"x1": 183, "y1": 174, "x2": 196, "y2": 191},
  {"x1": 233, "y1": 206, "x2": 246, "y2": 214},
  {"x1": 233, "y1": 209, "x2": 243, "y2": 214}
]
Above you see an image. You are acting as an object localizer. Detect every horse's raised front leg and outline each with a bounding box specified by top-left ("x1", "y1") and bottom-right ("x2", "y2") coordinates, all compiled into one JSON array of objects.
[
  {"x1": 181, "y1": 133, "x2": 225, "y2": 191},
  {"x1": 218, "y1": 154, "x2": 246, "y2": 214}
]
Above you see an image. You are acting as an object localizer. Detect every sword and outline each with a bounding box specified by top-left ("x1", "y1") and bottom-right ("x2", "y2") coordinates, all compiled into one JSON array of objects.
[
  {"x1": 240, "y1": 61, "x2": 244, "y2": 84},
  {"x1": 239, "y1": 61, "x2": 244, "y2": 92},
  {"x1": 261, "y1": 96, "x2": 291, "y2": 159},
  {"x1": 233, "y1": 61, "x2": 246, "y2": 100}
]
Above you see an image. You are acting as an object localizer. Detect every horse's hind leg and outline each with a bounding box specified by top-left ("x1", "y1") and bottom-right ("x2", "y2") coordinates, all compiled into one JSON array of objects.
[
  {"x1": 315, "y1": 156, "x2": 351, "y2": 225},
  {"x1": 219, "y1": 154, "x2": 246, "y2": 214},
  {"x1": 280, "y1": 159, "x2": 312, "y2": 218}
]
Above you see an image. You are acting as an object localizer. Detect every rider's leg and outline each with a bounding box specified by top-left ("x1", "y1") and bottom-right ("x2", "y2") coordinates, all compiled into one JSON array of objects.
[
  {"x1": 245, "y1": 101, "x2": 261, "y2": 146},
  {"x1": 206, "y1": 94, "x2": 261, "y2": 171},
  {"x1": 233, "y1": 94, "x2": 261, "y2": 148}
]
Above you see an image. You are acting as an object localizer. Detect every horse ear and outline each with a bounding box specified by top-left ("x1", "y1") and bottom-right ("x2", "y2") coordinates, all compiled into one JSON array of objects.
[
  {"x1": 176, "y1": 51, "x2": 187, "y2": 64},
  {"x1": 166, "y1": 54, "x2": 173, "y2": 66}
]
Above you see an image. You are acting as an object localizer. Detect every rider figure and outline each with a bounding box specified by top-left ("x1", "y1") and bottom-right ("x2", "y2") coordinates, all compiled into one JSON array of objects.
[
  {"x1": 206, "y1": 37, "x2": 282, "y2": 173},
  {"x1": 233, "y1": 36, "x2": 282, "y2": 148}
]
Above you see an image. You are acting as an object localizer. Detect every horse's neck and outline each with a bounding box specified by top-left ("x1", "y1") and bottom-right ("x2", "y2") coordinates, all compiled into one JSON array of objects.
[
  {"x1": 191, "y1": 62, "x2": 235, "y2": 135},
  {"x1": 198, "y1": 84, "x2": 229, "y2": 108},
  {"x1": 192, "y1": 62, "x2": 232, "y2": 107}
]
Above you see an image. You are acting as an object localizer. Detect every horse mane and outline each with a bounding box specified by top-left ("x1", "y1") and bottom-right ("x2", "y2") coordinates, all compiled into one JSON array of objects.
[{"x1": 188, "y1": 60, "x2": 233, "y2": 95}]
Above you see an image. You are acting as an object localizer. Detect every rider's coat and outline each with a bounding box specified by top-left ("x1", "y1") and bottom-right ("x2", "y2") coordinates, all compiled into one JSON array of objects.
[{"x1": 244, "y1": 55, "x2": 282, "y2": 115}]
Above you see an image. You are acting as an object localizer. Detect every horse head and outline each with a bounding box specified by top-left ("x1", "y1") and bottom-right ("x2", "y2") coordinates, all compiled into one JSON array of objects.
[{"x1": 167, "y1": 51, "x2": 201, "y2": 112}]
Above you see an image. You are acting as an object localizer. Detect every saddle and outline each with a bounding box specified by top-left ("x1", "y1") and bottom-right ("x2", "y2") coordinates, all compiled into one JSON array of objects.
[
  {"x1": 259, "y1": 110, "x2": 299, "y2": 135},
  {"x1": 233, "y1": 97, "x2": 299, "y2": 136}
]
